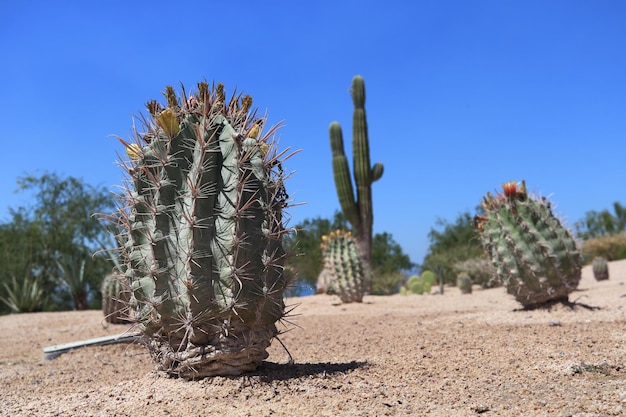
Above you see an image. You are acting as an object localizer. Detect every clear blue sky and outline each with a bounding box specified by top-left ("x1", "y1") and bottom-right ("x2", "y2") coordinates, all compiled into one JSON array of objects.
[{"x1": 1, "y1": 1, "x2": 624, "y2": 266}]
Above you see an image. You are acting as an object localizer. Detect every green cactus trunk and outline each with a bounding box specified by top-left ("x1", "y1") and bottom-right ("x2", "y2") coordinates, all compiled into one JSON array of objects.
[
  {"x1": 329, "y1": 76, "x2": 383, "y2": 270},
  {"x1": 113, "y1": 82, "x2": 293, "y2": 378},
  {"x1": 475, "y1": 181, "x2": 582, "y2": 308}
]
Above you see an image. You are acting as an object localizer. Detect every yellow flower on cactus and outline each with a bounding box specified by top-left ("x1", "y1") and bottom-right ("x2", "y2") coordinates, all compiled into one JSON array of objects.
[
  {"x1": 156, "y1": 108, "x2": 180, "y2": 137},
  {"x1": 126, "y1": 143, "x2": 142, "y2": 160},
  {"x1": 259, "y1": 142, "x2": 268, "y2": 156},
  {"x1": 248, "y1": 124, "x2": 261, "y2": 139}
]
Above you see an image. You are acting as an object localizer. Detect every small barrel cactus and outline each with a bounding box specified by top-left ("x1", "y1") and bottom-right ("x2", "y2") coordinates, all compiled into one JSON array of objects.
[
  {"x1": 592, "y1": 257, "x2": 609, "y2": 281},
  {"x1": 112, "y1": 81, "x2": 294, "y2": 378},
  {"x1": 320, "y1": 229, "x2": 368, "y2": 303},
  {"x1": 420, "y1": 270, "x2": 436, "y2": 293},
  {"x1": 475, "y1": 181, "x2": 582, "y2": 308},
  {"x1": 457, "y1": 272, "x2": 472, "y2": 294},
  {"x1": 101, "y1": 273, "x2": 131, "y2": 324},
  {"x1": 407, "y1": 275, "x2": 424, "y2": 295}
]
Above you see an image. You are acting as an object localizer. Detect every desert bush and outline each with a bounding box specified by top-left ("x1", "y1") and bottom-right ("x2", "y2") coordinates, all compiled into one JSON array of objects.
[
  {"x1": 453, "y1": 256, "x2": 498, "y2": 288},
  {"x1": 581, "y1": 233, "x2": 626, "y2": 262},
  {"x1": 371, "y1": 270, "x2": 406, "y2": 295}
]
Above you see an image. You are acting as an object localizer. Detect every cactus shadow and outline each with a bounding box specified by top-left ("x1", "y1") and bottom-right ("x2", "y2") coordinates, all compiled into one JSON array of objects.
[
  {"x1": 513, "y1": 296, "x2": 602, "y2": 312},
  {"x1": 252, "y1": 360, "x2": 368, "y2": 382}
]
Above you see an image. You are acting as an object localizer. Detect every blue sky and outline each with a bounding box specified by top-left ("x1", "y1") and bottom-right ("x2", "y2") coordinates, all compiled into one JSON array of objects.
[{"x1": 1, "y1": 1, "x2": 624, "y2": 266}]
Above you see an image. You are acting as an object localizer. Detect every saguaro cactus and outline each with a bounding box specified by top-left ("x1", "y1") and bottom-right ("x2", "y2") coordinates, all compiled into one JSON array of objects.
[
  {"x1": 112, "y1": 82, "x2": 294, "y2": 378},
  {"x1": 329, "y1": 75, "x2": 383, "y2": 267},
  {"x1": 475, "y1": 181, "x2": 582, "y2": 307}
]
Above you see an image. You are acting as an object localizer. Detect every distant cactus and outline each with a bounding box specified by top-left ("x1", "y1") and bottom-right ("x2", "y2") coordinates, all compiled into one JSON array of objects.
[
  {"x1": 320, "y1": 229, "x2": 368, "y2": 303},
  {"x1": 329, "y1": 76, "x2": 383, "y2": 271},
  {"x1": 592, "y1": 257, "x2": 609, "y2": 281},
  {"x1": 111, "y1": 81, "x2": 294, "y2": 378},
  {"x1": 475, "y1": 181, "x2": 582, "y2": 308},
  {"x1": 420, "y1": 270, "x2": 436, "y2": 293},
  {"x1": 457, "y1": 272, "x2": 472, "y2": 294},
  {"x1": 407, "y1": 275, "x2": 424, "y2": 295},
  {"x1": 101, "y1": 273, "x2": 130, "y2": 324}
]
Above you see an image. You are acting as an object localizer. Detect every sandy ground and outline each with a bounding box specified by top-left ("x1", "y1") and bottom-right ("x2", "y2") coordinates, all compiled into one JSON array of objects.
[{"x1": 1, "y1": 261, "x2": 625, "y2": 417}]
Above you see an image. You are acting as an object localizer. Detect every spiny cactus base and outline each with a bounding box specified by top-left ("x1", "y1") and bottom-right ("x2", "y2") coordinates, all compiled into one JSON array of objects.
[
  {"x1": 113, "y1": 81, "x2": 293, "y2": 378},
  {"x1": 476, "y1": 181, "x2": 582, "y2": 308}
]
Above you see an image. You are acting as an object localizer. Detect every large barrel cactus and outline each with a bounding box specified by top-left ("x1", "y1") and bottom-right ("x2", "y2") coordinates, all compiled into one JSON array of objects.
[
  {"x1": 475, "y1": 181, "x2": 582, "y2": 308},
  {"x1": 112, "y1": 82, "x2": 293, "y2": 378},
  {"x1": 320, "y1": 230, "x2": 368, "y2": 303}
]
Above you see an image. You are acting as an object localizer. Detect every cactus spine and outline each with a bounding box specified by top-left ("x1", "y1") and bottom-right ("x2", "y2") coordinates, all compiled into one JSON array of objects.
[
  {"x1": 592, "y1": 256, "x2": 609, "y2": 281},
  {"x1": 329, "y1": 75, "x2": 383, "y2": 269},
  {"x1": 475, "y1": 181, "x2": 582, "y2": 307},
  {"x1": 113, "y1": 82, "x2": 293, "y2": 378},
  {"x1": 320, "y1": 230, "x2": 367, "y2": 303}
]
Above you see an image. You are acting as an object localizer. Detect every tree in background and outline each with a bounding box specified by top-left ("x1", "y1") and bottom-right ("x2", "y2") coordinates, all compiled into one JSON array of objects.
[
  {"x1": 370, "y1": 232, "x2": 414, "y2": 294},
  {"x1": 575, "y1": 202, "x2": 626, "y2": 240},
  {"x1": 285, "y1": 211, "x2": 412, "y2": 294},
  {"x1": 0, "y1": 173, "x2": 115, "y2": 312},
  {"x1": 420, "y1": 209, "x2": 485, "y2": 285}
]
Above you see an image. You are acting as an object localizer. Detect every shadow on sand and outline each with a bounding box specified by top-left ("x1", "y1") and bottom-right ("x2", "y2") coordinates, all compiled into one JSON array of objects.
[
  {"x1": 249, "y1": 360, "x2": 369, "y2": 382},
  {"x1": 513, "y1": 295, "x2": 602, "y2": 312}
]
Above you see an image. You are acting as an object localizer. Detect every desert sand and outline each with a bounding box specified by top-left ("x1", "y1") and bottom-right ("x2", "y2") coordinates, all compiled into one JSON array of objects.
[{"x1": 1, "y1": 260, "x2": 625, "y2": 417}]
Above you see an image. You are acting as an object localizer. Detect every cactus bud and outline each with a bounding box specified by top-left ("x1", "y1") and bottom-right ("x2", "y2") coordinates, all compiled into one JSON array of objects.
[
  {"x1": 156, "y1": 108, "x2": 180, "y2": 137},
  {"x1": 125, "y1": 143, "x2": 142, "y2": 160}
]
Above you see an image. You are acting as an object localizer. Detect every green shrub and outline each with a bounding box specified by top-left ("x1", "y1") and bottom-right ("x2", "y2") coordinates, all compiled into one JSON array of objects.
[
  {"x1": 581, "y1": 233, "x2": 626, "y2": 262},
  {"x1": 453, "y1": 257, "x2": 498, "y2": 288},
  {"x1": 0, "y1": 273, "x2": 48, "y2": 313}
]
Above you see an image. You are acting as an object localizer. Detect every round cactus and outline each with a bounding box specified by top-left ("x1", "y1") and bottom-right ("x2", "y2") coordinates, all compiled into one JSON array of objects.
[
  {"x1": 320, "y1": 229, "x2": 368, "y2": 303},
  {"x1": 407, "y1": 275, "x2": 424, "y2": 295},
  {"x1": 592, "y1": 257, "x2": 609, "y2": 281},
  {"x1": 456, "y1": 272, "x2": 472, "y2": 294},
  {"x1": 475, "y1": 181, "x2": 582, "y2": 307},
  {"x1": 112, "y1": 82, "x2": 294, "y2": 378}
]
